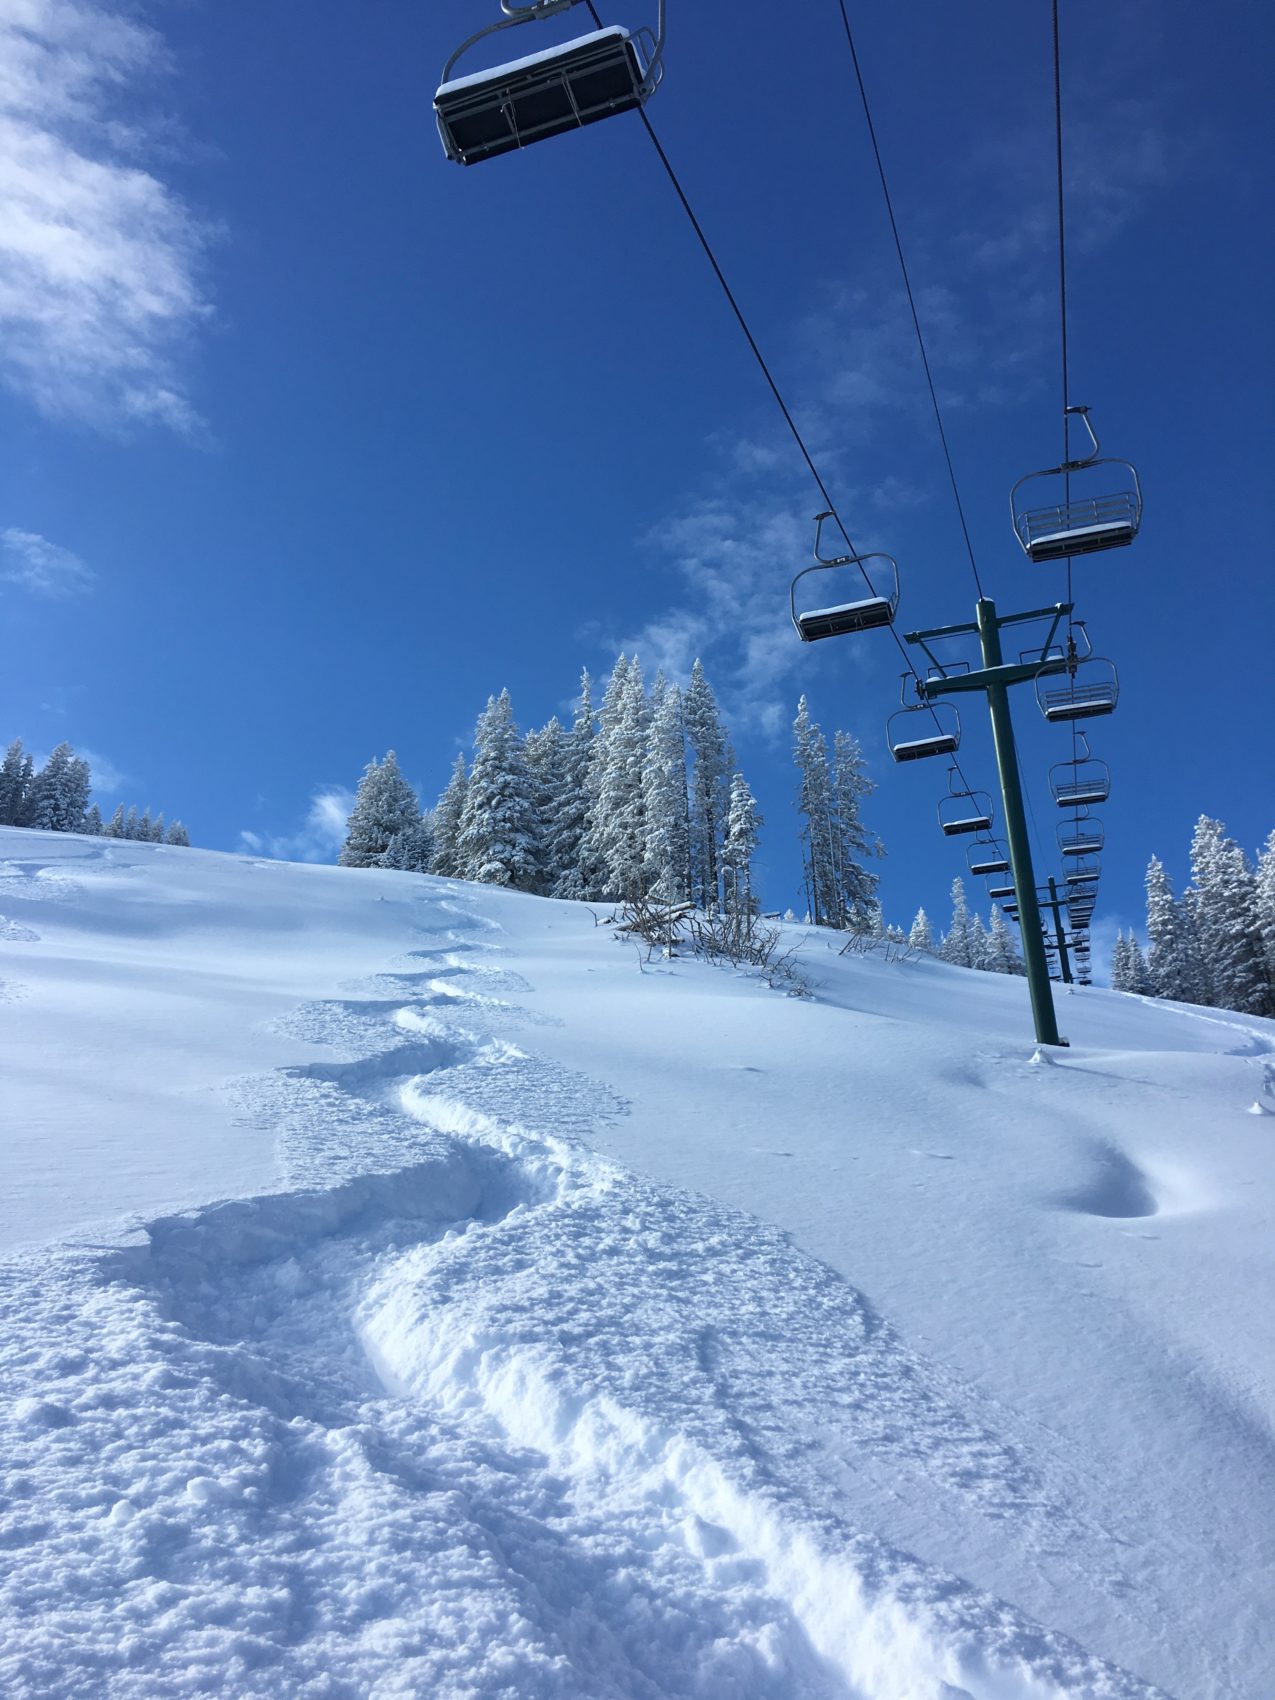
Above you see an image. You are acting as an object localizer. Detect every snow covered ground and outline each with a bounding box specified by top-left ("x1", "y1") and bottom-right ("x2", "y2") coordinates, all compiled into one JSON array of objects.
[{"x1": 1, "y1": 828, "x2": 1272, "y2": 1699}]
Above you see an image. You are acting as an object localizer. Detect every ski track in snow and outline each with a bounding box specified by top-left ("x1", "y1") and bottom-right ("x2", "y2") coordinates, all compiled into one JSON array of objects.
[{"x1": 0, "y1": 879, "x2": 1174, "y2": 1698}]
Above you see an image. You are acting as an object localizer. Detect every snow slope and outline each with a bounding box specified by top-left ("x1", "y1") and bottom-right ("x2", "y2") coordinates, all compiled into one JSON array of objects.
[{"x1": 1, "y1": 828, "x2": 1272, "y2": 1699}]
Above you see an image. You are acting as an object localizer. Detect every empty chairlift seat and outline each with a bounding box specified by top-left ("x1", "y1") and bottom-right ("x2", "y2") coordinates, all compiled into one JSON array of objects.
[
  {"x1": 791, "y1": 516, "x2": 899, "y2": 643},
  {"x1": 939, "y1": 769, "x2": 993, "y2": 837},
  {"x1": 435, "y1": 3, "x2": 666, "y2": 165},
  {"x1": 1060, "y1": 816, "x2": 1108, "y2": 856},
  {"x1": 1010, "y1": 405, "x2": 1143, "y2": 563},
  {"x1": 940, "y1": 796, "x2": 994, "y2": 836},
  {"x1": 794, "y1": 595, "x2": 895, "y2": 642},
  {"x1": 1051, "y1": 761, "x2": 1111, "y2": 808},
  {"x1": 887, "y1": 700, "x2": 959, "y2": 764},
  {"x1": 969, "y1": 842, "x2": 1010, "y2": 876},
  {"x1": 1038, "y1": 660, "x2": 1119, "y2": 723}
]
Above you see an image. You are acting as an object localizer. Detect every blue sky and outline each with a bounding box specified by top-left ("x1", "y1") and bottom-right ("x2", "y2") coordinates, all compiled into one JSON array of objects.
[{"x1": 1, "y1": 0, "x2": 1271, "y2": 966}]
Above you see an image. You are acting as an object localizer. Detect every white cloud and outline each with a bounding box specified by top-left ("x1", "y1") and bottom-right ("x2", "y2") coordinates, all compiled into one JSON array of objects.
[
  {"x1": 240, "y1": 787, "x2": 355, "y2": 865},
  {"x1": 0, "y1": 1, "x2": 212, "y2": 431},
  {"x1": 0, "y1": 526, "x2": 92, "y2": 594},
  {"x1": 77, "y1": 743, "x2": 125, "y2": 793}
]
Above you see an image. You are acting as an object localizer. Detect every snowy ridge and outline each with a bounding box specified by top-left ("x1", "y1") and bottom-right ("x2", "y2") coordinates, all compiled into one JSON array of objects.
[{"x1": 1, "y1": 832, "x2": 1272, "y2": 1695}]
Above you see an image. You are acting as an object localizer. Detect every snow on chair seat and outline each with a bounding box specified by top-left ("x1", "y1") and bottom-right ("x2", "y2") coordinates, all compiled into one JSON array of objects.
[
  {"x1": 969, "y1": 847, "x2": 1010, "y2": 876},
  {"x1": 435, "y1": 27, "x2": 648, "y2": 164},
  {"x1": 795, "y1": 596, "x2": 895, "y2": 642},
  {"x1": 941, "y1": 810, "x2": 993, "y2": 837},
  {"x1": 1021, "y1": 514, "x2": 1136, "y2": 564},
  {"x1": 891, "y1": 733, "x2": 958, "y2": 763}
]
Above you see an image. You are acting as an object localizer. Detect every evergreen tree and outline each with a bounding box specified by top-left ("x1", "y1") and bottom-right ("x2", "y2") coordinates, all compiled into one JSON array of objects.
[
  {"x1": 940, "y1": 877, "x2": 974, "y2": 967},
  {"x1": 685, "y1": 659, "x2": 731, "y2": 913},
  {"x1": 383, "y1": 818, "x2": 436, "y2": 873},
  {"x1": 1190, "y1": 816, "x2": 1270, "y2": 1016},
  {"x1": 83, "y1": 803, "x2": 103, "y2": 836},
  {"x1": 793, "y1": 696, "x2": 838, "y2": 927},
  {"x1": 29, "y1": 743, "x2": 90, "y2": 832},
  {"x1": 579, "y1": 656, "x2": 632, "y2": 901},
  {"x1": 590, "y1": 658, "x2": 650, "y2": 898},
  {"x1": 1145, "y1": 854, "x2": 1202, "y2": 1003},
  {"x1": 430, "y1": 754, "x2": 468, "y2": 879},
  {"x1": 830, "y1": 730, "x2": 881, "y2": 932},
  {"x1": 1111, "y1": 930, "x2": 1132, "y2": 991},
  {"x1": 137, "y1": 808, "x2": 153, "y2": 842},
  {"x1": 123, "y1": 806, "x2": 140, "y2": 840},
  {"x1": 721, "y1": 771, "x2": 762, "y2": 922},
  {"x1": 987, "y1": 906, "x2": 1024, "y2": 975},
  {"x1": 642, "y1": 676, "x2": 691, "y2": 906},
  {"x1": 0, "y1": 740, "x2": 29, "y2": 826},
  {"x1": 149, "y1": 812, "x2": 165, "y2": 843},
  {"x1": 908, "y1": 908, "x2": 934, "y2": 953},
  {"x1": 547, "y1": 670, "x2": 595, "y2": 900},
  {"x1": 105, "y1": 804, "x2": 126, "y2": 839},
  {"x1": 523, "y1": 716, "x2": 567, "y2": 895},
  {"x1": 165, "y1": 820, "x2": 191, "y2": 847},
  {"x1": 1127, "y1": 935, "x2": 1152, "y2": 995},
  {"x1": 340, "y1": 751, "x2": 422, "y2": 868},
  {"x1": 968, "y1": 912, "x2": 991, "y2": 970},
  {"x1": 1256, "y1": 830, "x2": 1275, "y2": 1003},
  {"x1": 457, "y1": 690, "x2": 538, "y2": 888}
]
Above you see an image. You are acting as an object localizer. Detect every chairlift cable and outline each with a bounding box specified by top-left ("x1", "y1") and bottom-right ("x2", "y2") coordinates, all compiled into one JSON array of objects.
[
  {"x1": 577, "y1": 1, "x2": 987, "y2": 804},
  {"x1": 1051, "y1": 0, "x2": 1077, "y2": 739},
  {"x1": 832, "y1": 0, "x2": 986, "y2": 602},
  {"x1": 580, "y1": 3, "x2": 878, "y2": 587}
]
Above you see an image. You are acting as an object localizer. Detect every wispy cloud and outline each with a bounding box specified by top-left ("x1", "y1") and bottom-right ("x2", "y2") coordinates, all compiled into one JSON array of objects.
[
  {"x1": 0, "y1": 1, "x2": 213, "y2": 432},
  {"x1": 0, "y1": 527, "x2": 93, "y2": 595},
  {"x1": 77, "y1": 744, "x2": 126, "y2": 794},
  {"x1": 240, "y1": 787, "x2": 355, "y2": 864}
]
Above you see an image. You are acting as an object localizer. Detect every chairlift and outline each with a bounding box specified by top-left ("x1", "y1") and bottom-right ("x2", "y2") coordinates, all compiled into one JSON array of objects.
[
  {"x1": 968, "y1": 840, "x2": 1010, "y2": 877},
  {"x1": 435, "y1": 0, "x2": 665, "y2": 166},
  {"x1": 1065, "y1": 856, "x2": 1100, "y2": 888},
  {"x1": 1038, "y1": 657, "x2": 1119, "y2": 723},
  {"x1": 887, "y1": 678, "x2": 960, "y2": 763},
  {"x1": 1050, "y1": 736, "x2": 1111, "y2": 808},
  {"x1": 939, "y1": 768, "x2": 994, "y2": 837},
  {"x1": 1011, "y1": 406, "x2": 1143, "y2": 563},
  {"x1": 1058, "y1": 816, "x2": 1105, "y2": 857},
  {"x1": 987, "y1": 881, "x2": 1016, "y2": 901},
  {"x1": 791, "y1": 512, "x2": 900, "y2": 642}
]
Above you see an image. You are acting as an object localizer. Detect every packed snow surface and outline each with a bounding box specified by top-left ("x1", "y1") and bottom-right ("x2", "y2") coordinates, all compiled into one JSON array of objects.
[{"x1": 1, "y1": 830, "x2": 1272, "y2": 1699}]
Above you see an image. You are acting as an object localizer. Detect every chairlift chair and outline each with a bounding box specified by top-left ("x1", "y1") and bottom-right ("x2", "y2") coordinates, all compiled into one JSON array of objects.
[
  {"x1": 1039, "y1": 657, "x2": 1119, "y2": 723},
  {"x1": 968, "y1": 840, "x2": 1010, "y2": 877},
  {"x1": 939, "y1": 768, "x2": 994, "y2": 837},
  {"x1": 987, "y1": 882, "x2": 1016, "y2": 901},
  {"x1": 791, "y1": 512, "x2": 900, "y2": 642},
  {"x1": 1011, "y1": 406, "x2": 1143, "y2": 563},
  {"x1": 1058, "y1": 817, "x2": 1105, "y2": 857},
  {"x1": 1065, "y1": 855, "x2": 1100, "y2": 883},
  {"x1": 1050, "y1": 737, "x2": 1111, "y2": 808},
  {"x1": 435, "y1": 0, "x2": 666, "y2": 165},
  {"x1": 887, "y1": 678, "x2": 960, "y2": 763}
]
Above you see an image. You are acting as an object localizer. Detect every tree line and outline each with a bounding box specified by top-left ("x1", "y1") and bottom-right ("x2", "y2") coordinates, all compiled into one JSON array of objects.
[
  {"x1": 906, "y1": 878, "x2": 1025, "y2": 976},
  {"x1": 0, "y1": 739, "x2": 190, "y2": 845},
  {"x1": 1113, "y1": 815, "x2": 1274, "y2": 1016},
  {"x1": 340, "y1": 657, "x2": 767, "y2": 916}
]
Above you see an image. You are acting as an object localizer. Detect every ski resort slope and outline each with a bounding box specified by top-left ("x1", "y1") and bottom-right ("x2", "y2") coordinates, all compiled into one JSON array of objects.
[{"x1": 1, "y1": 829, "x2": 1272, "y2": 1700}]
